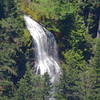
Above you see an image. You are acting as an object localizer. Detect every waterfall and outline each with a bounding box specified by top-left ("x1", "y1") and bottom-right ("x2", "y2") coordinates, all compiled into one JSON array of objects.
[{"x1": 24, "y1": 15, "x2": 60, "y2": 85}]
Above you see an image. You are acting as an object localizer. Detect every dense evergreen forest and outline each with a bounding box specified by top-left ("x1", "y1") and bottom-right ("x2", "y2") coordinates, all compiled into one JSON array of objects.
[{"x1": 0, "y1": 0, "x2": 100, "y2": 100}]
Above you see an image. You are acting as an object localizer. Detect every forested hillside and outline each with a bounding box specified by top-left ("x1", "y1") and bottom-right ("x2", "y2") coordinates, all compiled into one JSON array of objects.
[{"x1": 0, "y1": 0, "x2": 100, "y2": 100}]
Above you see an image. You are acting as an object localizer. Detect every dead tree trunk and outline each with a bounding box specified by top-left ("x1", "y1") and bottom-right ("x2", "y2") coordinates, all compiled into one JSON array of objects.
[
  {"x1": 97, "y1": 17, "x2": 100, "y2": 38},
  {"x1": 25, "y1": 0, "x2": 31, "y2": 4}
]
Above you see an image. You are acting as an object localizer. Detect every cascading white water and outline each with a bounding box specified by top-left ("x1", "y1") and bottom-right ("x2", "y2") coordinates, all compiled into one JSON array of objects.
[{"x1": 24, "y1": 15, "x2": 60, "y2": 83}]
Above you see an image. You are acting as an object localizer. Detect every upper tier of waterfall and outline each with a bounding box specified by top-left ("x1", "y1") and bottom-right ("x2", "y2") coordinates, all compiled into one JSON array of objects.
[{"x1": 24, "y1": 15, "x2": 60, "y2": 83}]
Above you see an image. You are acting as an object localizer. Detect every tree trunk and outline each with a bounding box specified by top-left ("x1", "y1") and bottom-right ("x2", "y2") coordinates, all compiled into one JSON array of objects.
[
  {"x1": 97, "y1": 17, "x2": 100, "y2": 38},
  {"x1": 25, "y1": 0, "x2": 31, "y2": 4}
]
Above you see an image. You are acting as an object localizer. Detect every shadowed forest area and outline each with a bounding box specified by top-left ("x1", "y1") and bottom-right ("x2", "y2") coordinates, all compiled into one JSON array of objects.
[{"x1": 0, "y1": 0, "x2": 100, "y2": 100}]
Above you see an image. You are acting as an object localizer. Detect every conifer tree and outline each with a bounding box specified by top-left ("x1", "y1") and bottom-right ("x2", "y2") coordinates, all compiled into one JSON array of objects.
[{"x1": 92, "y1": 39, "x2": 100, "y2": 100}]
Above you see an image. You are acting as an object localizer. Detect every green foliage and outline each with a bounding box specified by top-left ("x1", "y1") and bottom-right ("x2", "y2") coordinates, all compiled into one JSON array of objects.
[
  {"x1": 12, "y1": 69, "x2": 51, "y2": 100},
  {"x1": 79, "y1": 0, "x2": 100, "y2": 37},
  {"x1": 0, "y1": 0, "x2": 99, "y2": 99},
  {"x1": 0, "y1": 96, "x2": 9, "y2": 100},
  {"x1": 13, "y1": 70, "x2": 43, "y2": 100},
  {"x1": 63, "y1": 50, "x2": 86, "y2": 70},
  {"x1": 57, "y1": 50, "x2": 86, "y2": 99},
  {"x1": 56, "y1": 50, "x2": 96, "y2": 100},
  {"x1": 91, "y1": 39, "x2": 100, "y2": 99},
  {"x1": 78, "y1": 67, "x2": 96, "y2": 100},
  {"x1": 43, "y1": 73, "x2": 52, "y2": 98},
  {"x1": 0, "y1": 0, "x2": 17, "y2": 18},
  {"x1": 23, "y1": 29, "x2": 31, "y2": 46}
]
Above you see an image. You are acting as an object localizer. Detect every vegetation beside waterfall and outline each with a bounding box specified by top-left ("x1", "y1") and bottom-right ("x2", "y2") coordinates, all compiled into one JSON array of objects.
[{"x1": 0, "y1": 0, "x2": 100, "y2": 100}]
